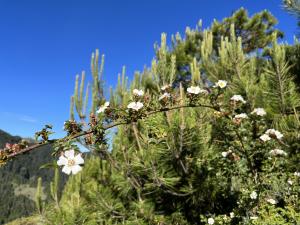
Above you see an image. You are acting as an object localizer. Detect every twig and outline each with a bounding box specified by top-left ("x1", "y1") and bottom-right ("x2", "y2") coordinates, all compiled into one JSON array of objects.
[{"x1": 6, "y1": 104, "x2": 218, "y2": 160}]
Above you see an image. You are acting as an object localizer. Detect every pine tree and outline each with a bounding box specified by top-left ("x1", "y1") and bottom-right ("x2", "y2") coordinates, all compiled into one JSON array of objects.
[
  {"x1": 38, "y1": 18, "x2": 300, "y2": 224},
  {"x1": 170, "y1": 8, "x2": 283, "y2": 85},
  {"x1": 5, "y1": 9, "x2": 300, "y2": 225},
  {"x1": 283, "y1": 0, "x2": 300, "y2": 29}
]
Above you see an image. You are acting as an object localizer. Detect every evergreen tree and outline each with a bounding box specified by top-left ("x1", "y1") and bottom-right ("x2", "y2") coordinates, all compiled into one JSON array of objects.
[
  {"x1": 280, "y1": 1, "x2": 300, "y2": 88},
  {"x1": 283, "y1": 0, "x2": 300, "y2": 29},
  {"x1": 3, "y1": 9, "x2": 300, "y2": 225},
  {"x1": 170, "y1": 8, "x2": 283, "y2": 85},
  {"x1": 40, "y1": 22, "x2": 300, "y2": 225}
]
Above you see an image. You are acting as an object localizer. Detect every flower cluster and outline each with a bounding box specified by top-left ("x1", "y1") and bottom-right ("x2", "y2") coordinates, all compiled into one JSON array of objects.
[
  {"x1": 260, "y1": 128, "x2": 284, "y2": 142},
  {"x1": 250, "y1": 191, "x2": 258, "y2": 200},
  {"x1": 0, "y1": 140, "x2": 29, "y2": 164},
  {"x1": 128, "y1": 89, "x2": 144, "y2": 112},
  {"x1": 265, "y1": 129, "x2": 284, "y2": 140},
  {"x1": 230, "y1": 95, "x2": 246, "y2": 104},
  {"x1": 133, "y1": 89, "x2": 144, "y2": 97},
  {"x1": 187, "y1": 86, "x2": 208, "y2": 95},
  {"x1": 127, "y1": 101, "x2": 144, "y2": 111},
  {"x1": 233, "y1": 113, "x2": 248, "y2": 124},
  {"x1": 159, "y1": 84, "x2": 173, "y2": 106},
  {"x1": 251, "y1": 108, "x2": 266, "y2": 117},
  {"x1": 266, "y1": 198, "x2": 277, "y2": 205},
  {"x1": 269, "y1": 148, "x2": 287, "y2": 156}
]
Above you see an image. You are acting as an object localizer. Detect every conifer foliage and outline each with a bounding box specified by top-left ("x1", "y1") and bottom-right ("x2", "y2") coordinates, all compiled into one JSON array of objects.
[{"x1": 2, "y1": 9, "x2": 300, "y2": 225}]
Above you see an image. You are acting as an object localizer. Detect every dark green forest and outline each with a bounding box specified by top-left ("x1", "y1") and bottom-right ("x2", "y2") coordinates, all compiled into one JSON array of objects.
[{"x1": 0, "y1": 130, "x2": 66, "y2": 224}]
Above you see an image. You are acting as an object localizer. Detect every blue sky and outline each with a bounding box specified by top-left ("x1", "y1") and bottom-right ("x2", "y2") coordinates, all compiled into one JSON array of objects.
[{"x1": 0, "y1": 0, "x2": 297, "y2": 138}]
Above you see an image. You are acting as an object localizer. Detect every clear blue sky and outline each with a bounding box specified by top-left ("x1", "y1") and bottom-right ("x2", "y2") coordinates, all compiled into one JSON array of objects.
[{"x1": 0, "y1": 0, "x2": 297, "y2": 138}]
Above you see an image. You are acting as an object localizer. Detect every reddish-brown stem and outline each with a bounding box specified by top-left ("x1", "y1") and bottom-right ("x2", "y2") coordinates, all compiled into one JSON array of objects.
[{"x1": 6, "y1": 103, "x2": 217, "y2": 160}]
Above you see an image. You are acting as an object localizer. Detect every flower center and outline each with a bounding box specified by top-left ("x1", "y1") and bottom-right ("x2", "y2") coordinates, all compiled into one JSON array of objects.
[{"x1": 67, "y1": 159, "x2": 75, "y2": 166}]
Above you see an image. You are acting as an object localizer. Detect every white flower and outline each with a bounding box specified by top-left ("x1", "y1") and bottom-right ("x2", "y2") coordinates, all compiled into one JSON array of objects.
[
  {"x1": 127, "y1": 101, "x2": 144, "y2": 111},
  {"x1": 251, "y1": 108, "x2": 266, "y2": 116},
  {"x1": 208, "y1": 218, "x2": 215, "y2": 224},
  {"x1": 133, "y1": 89, "x2": 144, "y2": 96},
  {"x1": 230, "y1": 212, "x2": 235, "y2": 218},
  {"x1": 265, "y1": 129, "x2": 283, "y2": 140},
  {"x1": 234, "y1": 113, "x2": 248, "y2": 119},
  {"x1": 230, "y1": 95, "x2": 246, "y2": 103},
  {"x1": 187, "y1": 86, "x2": 201, "y2": 94},
  {"x1": 96, "y1": 101, "x2": 110, "y2": 113},
  {"x1": 288, "y1": 179, "x2": 293, "y2": 185},
  {"x1": 250, "y1": 216, "x2": 258, "y2": 220},
  {"x1": 215, "y1": 80, "x2": 227, "y2": 89},
  {"x1": 259, "y1": 134, "x2": 271, "y2": 142},
  {"x1": 221, "y1": 150, "x2": 232, "y2": 157},
  {"x1": 161, "y1": 84, "x2": 171, "y2": 91},
  {"x1": 269, "y1": 149, "x2": 287, "y2": 156},
  {"x1": 159, "y1": 92, "x2": 171, "y2": 101},
  {"x1": 250, "y1": 191, "x2": 258, "y2": 200},
  {"x1": 221, "y1": 152, "x2": 228, "y2": 157},
  {"x1": 57, "y1": 149, "x2": 84, "y2": 175},
  {"x1": 266, "y1": 198, "x2": 277, "y2": 205},
  {"x1": 294, "y1": 172, "x2": 300, "y2": 177}
]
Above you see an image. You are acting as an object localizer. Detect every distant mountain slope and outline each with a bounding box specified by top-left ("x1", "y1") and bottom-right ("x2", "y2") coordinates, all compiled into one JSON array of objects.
[{"x1": 0, "y1": 129, "x2": 65, "y2": 224}]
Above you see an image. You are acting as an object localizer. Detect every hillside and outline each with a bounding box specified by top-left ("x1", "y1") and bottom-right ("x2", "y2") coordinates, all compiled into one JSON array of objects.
[{"x1": 0, "y1": 129, "x2": 66, "y2": 224}]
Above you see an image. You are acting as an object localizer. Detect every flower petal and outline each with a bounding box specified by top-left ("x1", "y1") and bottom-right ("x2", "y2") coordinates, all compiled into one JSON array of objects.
[
  {"x1": 62, "y1": 165, "x2": 72, "y2": 175},
  {"x1": 64, "y1": 149, "x2": 75, "y2": 159},
  {"x1": 71, "y1": 165, "x2": 82, "y2": 175},
  {"x1": 57, "y1": 156, "x2": 68, "y2": 166},
  {"x1": 74, "y1": 154, "x2": 84, "y2": 165}
]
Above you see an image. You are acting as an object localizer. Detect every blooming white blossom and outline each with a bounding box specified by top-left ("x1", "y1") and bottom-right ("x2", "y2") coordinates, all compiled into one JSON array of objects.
[
  {"x1": 250, "y1": 216, "x2": 258, "y2": 220},
  {"x1": 266, "y1": 198, "x2": 277, "y2": 205},
  {"x1": 187, "y1": 86, "x2": 201, "y2": 94},
  {"x1": 57, "y1": 149, "x2": 84, "y2": 175},
  {"x1": 96, "y1": 101, "x2": 110, "y2": 114},
  {"x1": 215, "y1": 80, "x2": 227, "y2": 89},
  {"x1": 159, "y1": 92, "x2": 171, "y2": 101},
  {"x1": 269, "y1": 149, "x2": 287, "y2": 156},
  {"x1": 259, "y1": 134, "x2": 271, "y2": 142},
  {"x1": 230, "y1": 212, "x2": 235, "y2": 218},
  {"x1": 230, "y1": 95, "x2": 246, "y2": 103},
  {"x1": 133, "y1": 89, "x2": 144, "y2": 96},
  {"x1": 234, "y1": 113, "x2": 248, "y2": 119},
  {"x1": 265, "y1": 129, "x2": 283, "y2": 140},
  {"x1": 288, "y1": 179, "x2": 293, "y2": 185},
  {"x1": 250, "y1": 191, "x2": 258, "y2": 200},
  {"x1": 208, "y1": 218, "x2": 215, "y2": 224},
  {"x1": 127, "y1": 101, "x2": 144, "y2": 111},
  {"x1": 251, "y1": 108, "x2": 266, "y2": 116},
  {"x1": 294, "y1": 172, "x2": 300, "y2": 177}
]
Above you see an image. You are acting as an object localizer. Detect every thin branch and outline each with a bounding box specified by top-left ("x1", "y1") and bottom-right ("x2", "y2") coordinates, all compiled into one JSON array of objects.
[{"x1": 6, "y1": 103, "x2": 218, "y2": 160}]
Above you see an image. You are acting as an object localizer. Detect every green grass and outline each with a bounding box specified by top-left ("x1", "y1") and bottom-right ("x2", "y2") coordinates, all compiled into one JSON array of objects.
[{"x1": 5, "y1": 216, "x2": 42, "y2": 225}]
